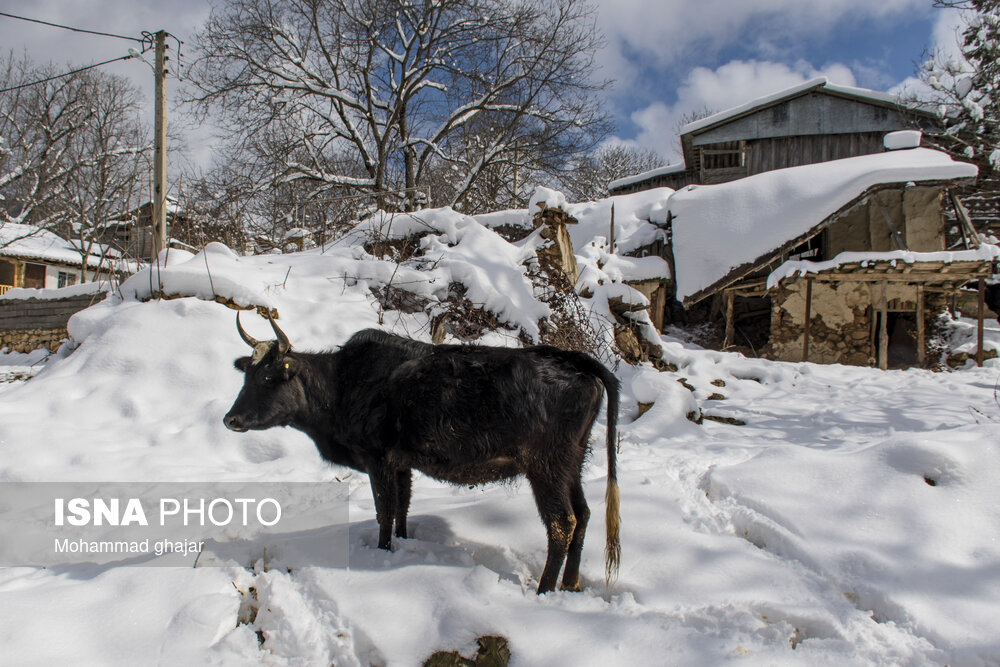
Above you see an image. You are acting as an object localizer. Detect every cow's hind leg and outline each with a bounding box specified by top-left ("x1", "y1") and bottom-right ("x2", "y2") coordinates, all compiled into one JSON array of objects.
[
  {"x1": 394, "y1": 468, "x2": 412, "y2": 539},
  {"x1": 530, "y1": 476, "x2": 576, "y2": 594},
  {"x1": 560, "y1": 478, "x2": 590, "y2": 591},
  {"x1": 368, "y1": 462, "x2": 397, "y2": 550}
]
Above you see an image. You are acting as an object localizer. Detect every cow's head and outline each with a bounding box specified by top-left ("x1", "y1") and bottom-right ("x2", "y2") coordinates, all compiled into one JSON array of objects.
[{"x1": 224, "y1": 313, "x2": 305, "y2": 432}]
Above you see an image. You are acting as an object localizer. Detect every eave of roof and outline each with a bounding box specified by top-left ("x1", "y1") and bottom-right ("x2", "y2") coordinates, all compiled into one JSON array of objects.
[{"x1": 767, "y1": 246, "x2": 1000, "y2": 290}]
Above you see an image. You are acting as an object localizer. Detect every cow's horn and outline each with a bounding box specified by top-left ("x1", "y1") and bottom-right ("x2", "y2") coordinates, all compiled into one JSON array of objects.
[
  {"x1": 268, "y1": 313, "x2": 291, "y2": 355},
  {"x1": 236, "y1": 311, "x2": 260, "y2": 348}
]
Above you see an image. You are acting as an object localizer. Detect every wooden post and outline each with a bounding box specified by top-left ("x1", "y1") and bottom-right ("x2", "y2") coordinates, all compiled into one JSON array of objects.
[
  {"x1": 916, "y1": 284, "x2": 925, "y2": 367},
  {"x1": 802, "y1": 278, "x2": 813, "y2": 362},
  {"x1": 724, "y1": 290, "x2": 735, "y2": 349},
  {"x1": 609, "y1": 203, "x2": 615, "y2": 254},
  {"x1": 879, "y1": 280, "x2": 888, "y2": 370},
  {"x1": 977, "y1": 278, "x2": 985, "y2": 367},
  {"x1": 152, "y1": 30, "x2": 168, "y2": 261},
  {"x1": 651, "y1": 284, "x2": 666, "y2": 333}
]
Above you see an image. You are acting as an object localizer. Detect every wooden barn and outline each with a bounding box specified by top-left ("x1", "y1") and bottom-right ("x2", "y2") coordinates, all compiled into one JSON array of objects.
[{"x1": 609, "y1": 77, "x2": 938, "y2": 195}]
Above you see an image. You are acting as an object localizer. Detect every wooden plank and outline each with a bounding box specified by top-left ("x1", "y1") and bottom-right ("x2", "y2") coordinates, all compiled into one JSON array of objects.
[
  {"x1": 978, "y1": 278, "x2": 985, "y2": 367},
  {"x1": 916, "y1": 284, "x2": 925, "y2": 367},
  {"x1": 803, "y1": 278, "x2": 813, "y2": 362},
  {"x1": 879, "y1": 280, "x2": 888, "y2": 371}
]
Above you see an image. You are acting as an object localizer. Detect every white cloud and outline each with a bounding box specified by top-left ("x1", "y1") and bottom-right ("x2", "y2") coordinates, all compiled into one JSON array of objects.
[
  {"x1": 617, "y1": 59, "x2": 858, "y2": 161},
  {"x1": 594, "y1": 0, "x2": 930, "y2": 78}
]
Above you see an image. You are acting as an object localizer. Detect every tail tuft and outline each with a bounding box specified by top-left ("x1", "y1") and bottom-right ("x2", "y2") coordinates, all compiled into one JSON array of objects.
[{"x1": 604, "y1": 478, "x2": 621, "y2": 586}]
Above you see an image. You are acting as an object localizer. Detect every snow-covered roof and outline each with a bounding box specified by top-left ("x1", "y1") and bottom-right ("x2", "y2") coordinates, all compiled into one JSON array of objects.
[
  {"x1": 669, "y1": 147, "x2": 978, "y2": 302},
  {"x1": 0, "y1": 280, "x2": 110, "y2": 301},
  {"x1": 767, "y1": 245, "x2": 1000, "y2": 289},
  {"x1": 608, "y1": 163, "x2": 686, "y2": 192},
  {"x1": 0, "y1": 223, "x2": 113, "y2": 269},
  {"x1": 680, "y1": 77, "x2": 911, "y2": 136}
]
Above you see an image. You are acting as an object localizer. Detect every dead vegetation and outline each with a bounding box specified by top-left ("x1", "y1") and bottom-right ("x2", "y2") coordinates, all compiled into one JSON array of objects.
[{"x1": 424, "y1": 636, "x2": 511, "y2": 667}]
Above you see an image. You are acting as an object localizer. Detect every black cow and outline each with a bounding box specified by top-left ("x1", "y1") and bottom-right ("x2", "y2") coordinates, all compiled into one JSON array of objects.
[
  {"x1": 223, "y1": 314, "x2": 621, "y2": 594},
  {"x1": 986, "y1": 284, "x2": 1000, "y2": 324}
]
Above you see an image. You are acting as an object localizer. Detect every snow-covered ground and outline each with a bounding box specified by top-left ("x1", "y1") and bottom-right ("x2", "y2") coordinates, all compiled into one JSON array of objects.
[{"x1": 1, "y1": 197, "x2": 999, "y2": 666}]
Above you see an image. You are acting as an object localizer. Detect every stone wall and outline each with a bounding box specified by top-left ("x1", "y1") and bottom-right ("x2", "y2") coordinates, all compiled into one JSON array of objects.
[{"x1": 0, "y1": 327, "x2": 68, "y2": 353}]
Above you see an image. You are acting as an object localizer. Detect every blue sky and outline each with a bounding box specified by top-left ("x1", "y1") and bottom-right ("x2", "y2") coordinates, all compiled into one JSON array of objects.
[
  {"x1": 0, "y1": 0, "x2": 966, "y2": 166},
  {"x1": 592, "y1": 0, "x2": 963, "y2": 160}
]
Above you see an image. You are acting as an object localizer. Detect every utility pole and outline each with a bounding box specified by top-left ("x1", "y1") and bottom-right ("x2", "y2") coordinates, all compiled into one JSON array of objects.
[{"x1": 152, "y1": 30, "x2": 167, "y2": 261}]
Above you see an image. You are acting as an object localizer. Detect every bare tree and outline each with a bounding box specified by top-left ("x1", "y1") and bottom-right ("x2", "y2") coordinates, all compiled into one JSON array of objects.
[
  {"x1": 0, "y1": 54, "x2": 95, "y2": 240},
  {"x1": 60, "y1": 71, "x2": 147, "y2": 281},
  {"x1": 562, "y1": 144, "x2": 665, "y2": 202},
  {"x1": 185, "y1": 0, "x2": 610, "y2": 215}
]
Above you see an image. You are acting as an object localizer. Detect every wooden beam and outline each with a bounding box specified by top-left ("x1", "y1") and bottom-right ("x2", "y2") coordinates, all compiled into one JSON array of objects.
[
  {"x1": 952, "y1": 193, "x2": 981, "y2": 249},
  {"x1": 978, "y1": 278, "x2": 985, "y2": 367},
  {"x1": 879, "y1": 204, "x2": 909, "y2": 251},
  {"x1": 879, "y1": 280, "x2": 888, "y2": 371},
  {"x1": 916, "y1": 284, "x2": 925, "y2": 367},
  {"x1": 805, "y1": 272, "x2": 991, "y2": 284},
  {"x1": 724, "y1": 290, "x2": 735, "y2": 349},
  {"x1": 803, "y1": 278, "x2": 813, "y2": 362}
]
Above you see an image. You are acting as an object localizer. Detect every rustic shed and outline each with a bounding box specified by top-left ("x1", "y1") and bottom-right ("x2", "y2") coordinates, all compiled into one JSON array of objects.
[
  {"x1": 610, "y1": 77, "x2": 938, "y2": 195},
  {"x1": 666, "y1": 141, "x2": 996, "y2": 368}
]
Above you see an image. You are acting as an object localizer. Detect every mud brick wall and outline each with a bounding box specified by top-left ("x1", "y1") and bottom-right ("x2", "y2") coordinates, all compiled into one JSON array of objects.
[{"x1": 766, "y1": 279, "x2": 947, "y2": 367}]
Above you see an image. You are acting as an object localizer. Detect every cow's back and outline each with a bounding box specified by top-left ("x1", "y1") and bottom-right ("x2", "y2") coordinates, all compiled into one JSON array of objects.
[{"x1": 385, "y1": 345, "x2": 606, "y2": 484}]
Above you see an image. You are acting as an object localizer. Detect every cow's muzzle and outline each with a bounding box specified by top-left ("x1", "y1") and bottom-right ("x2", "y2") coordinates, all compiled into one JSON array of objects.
[{"x1": 224, "y1": 412, "x2": 249, "y2": 432}]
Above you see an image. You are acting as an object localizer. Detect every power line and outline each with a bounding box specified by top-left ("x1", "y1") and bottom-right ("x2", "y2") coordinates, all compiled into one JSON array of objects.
[
  {"x1": 0, "y1": 10, "x2": 143, "y2": 43},
  {"x1": 0, "y1": 55, "x2": 135, "y2": 94}
]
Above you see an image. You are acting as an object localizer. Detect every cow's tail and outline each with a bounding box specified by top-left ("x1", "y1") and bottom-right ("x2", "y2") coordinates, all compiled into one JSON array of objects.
[{"x1": 597, "y1": 363, "x2": 621, "y2": 588}]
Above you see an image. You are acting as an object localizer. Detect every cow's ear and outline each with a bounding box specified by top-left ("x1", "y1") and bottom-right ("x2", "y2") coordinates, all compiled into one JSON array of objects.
[
  {"x1": 234, "y1": 357, "x2": 252, "y2": 372},
  {"x1": 279, "y1": 357, "x2": 300, "y2": 380}
]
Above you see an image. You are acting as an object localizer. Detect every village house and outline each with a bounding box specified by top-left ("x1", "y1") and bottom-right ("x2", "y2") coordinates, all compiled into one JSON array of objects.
[
  {"x1": 0, "y1": 222, "x2": 126, "y2": 294},
  {"x1": 98, "y1": 199, "x2": 182, "y2": 261},
  {"x1": 608, "y1": 77, "x2": 939, "y2": 195}
]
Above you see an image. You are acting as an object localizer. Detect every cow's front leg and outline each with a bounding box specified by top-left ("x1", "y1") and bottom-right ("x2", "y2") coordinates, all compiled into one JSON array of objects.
[
  {"x1": 368, "y1": 463, "x2": 397, "y2": 550},
  {"x1": 394, "y1": 469, "x2": 412, "y2": 539}
]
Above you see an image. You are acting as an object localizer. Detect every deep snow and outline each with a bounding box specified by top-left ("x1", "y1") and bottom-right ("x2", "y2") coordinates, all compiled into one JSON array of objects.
[{"x1": 1, "y1": 193, "x2": 999, "y2": 666}]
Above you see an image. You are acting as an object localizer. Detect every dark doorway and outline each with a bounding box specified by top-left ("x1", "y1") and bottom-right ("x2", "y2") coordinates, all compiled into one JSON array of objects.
[
  {"x1": 23, "y1": 262, "x2": 45, "y2": 289},
  {"x1": 873, "y1": 311, "x2": 918, "y2": 368}
]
